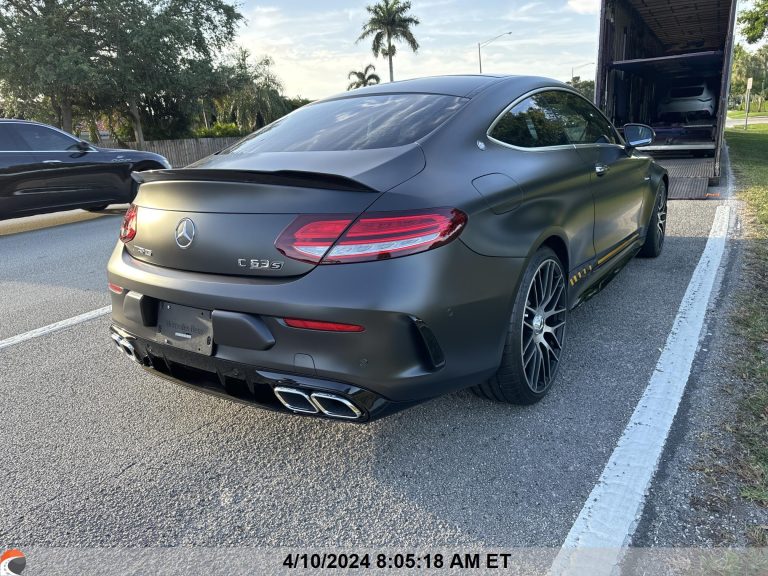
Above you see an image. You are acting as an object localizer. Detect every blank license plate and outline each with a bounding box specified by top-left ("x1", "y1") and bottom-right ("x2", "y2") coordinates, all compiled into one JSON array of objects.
[{"x1": 157, "y1": 302, "x2": 213, "y2": 356}]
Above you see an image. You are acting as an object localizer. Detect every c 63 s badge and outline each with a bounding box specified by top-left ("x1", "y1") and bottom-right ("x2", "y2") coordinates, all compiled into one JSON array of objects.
[{"x1": 238, "y1": 258, "x2": 284, "y2": 270}]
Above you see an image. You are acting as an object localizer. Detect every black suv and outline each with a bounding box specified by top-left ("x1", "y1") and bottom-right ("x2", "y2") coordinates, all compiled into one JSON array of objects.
[{"x1": 0, "y1": 119, "x2": 170, "y2": 220}]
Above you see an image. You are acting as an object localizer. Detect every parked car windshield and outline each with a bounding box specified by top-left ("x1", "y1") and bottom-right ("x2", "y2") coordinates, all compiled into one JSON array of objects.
[{"x1": 223, "y1": 93, "x2": 467, "y2": 153}]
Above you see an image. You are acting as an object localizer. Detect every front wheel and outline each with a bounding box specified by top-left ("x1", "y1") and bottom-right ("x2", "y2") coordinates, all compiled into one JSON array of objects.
[
  {"x1": 474, "y1": 246, "x2": 568, "y2": 404},
  {"x1": 638, "y1": 181, "x2": 667, "y2": 258}
]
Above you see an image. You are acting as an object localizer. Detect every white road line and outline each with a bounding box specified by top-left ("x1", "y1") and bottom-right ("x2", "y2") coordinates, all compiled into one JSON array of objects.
[
  {"x1": 0, "y1": 306, "x2": 112, "y2": 351},
  {"x1": 551, "y1": 204, "x2": 732, "y2": 576}
]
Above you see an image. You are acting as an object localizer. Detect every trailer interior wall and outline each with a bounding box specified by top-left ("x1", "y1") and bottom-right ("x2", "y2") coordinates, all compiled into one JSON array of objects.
[{"x1": 596, "y1": 0, "x2": 737, "y2": 181}]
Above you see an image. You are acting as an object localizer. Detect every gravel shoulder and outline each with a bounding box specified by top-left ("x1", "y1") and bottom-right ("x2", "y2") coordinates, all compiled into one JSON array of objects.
[{"x1": 634, "y1": 146, "x2": 768, "y2": 549}]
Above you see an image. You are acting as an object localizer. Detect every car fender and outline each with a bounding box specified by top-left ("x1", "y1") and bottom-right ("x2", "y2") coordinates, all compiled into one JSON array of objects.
[
  {"x1": 641, "y1": 164, "x2": 668, "y2": 231},
  {"x1": 528, "y1": 227, "x2": 571, "y2": 271}
]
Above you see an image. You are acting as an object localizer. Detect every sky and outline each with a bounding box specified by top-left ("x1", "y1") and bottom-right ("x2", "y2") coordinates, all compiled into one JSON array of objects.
[{"x1": 236, "y1": 0, "x2": 605, "y2": 100}]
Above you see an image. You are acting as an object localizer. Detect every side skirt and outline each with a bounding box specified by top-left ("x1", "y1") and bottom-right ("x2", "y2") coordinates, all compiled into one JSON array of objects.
[{"x1": 568, "y1": 233, "x2": 645, "y2": 309}]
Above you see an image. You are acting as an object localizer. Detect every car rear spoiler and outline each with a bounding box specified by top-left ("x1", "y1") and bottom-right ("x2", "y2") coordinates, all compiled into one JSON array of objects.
[{"x1": 131, "y1": 169, "x2": 377, "y2": 193}]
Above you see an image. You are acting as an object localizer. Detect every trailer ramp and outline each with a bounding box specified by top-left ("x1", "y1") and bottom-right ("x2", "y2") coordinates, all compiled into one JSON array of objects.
[{"x1": 653, "y1": 158, "x2": 720, "y2": 200}]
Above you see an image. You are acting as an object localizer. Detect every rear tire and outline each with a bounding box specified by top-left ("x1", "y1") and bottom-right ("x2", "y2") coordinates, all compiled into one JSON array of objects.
[
  {"x1": 474, "y1": 246, "x2": 568, "y2": 404},
  {"x1": 85, "y1": 204, "x2": 109, "y2": 212},
  {"x1": 638, "y1": 181, "x2": 667, "y2": 258}
]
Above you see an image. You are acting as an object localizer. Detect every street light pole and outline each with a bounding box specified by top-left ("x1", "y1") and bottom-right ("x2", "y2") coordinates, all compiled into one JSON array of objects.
[
  {"x1": 477, "y1": 31, "x2": 512, "y2": 74},
  {"x1": 571, "y1": 61, "x2": 595, "y2": 82},
  {"x1": 478, "y1": 43, "x2": 482, "y2": 74}
]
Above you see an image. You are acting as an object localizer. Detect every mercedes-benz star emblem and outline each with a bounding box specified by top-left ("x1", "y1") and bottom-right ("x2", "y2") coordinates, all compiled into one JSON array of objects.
[{"x1": 175, "y1": 218, "x2": 195, "y2": 249}]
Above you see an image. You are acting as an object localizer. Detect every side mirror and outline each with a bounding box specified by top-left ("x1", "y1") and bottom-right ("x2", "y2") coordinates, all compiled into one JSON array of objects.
[
  {"x1": 76, "y1": 140, "x2": 92, "y2": 151},
  {"x1": 623, "y1": 123, "x2": 655, "y2": 148}
]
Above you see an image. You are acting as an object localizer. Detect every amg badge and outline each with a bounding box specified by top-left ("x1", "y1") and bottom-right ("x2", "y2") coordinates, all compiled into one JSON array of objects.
[{"x1": 238, "y1": 258, "x2": 284, "y2": 270}]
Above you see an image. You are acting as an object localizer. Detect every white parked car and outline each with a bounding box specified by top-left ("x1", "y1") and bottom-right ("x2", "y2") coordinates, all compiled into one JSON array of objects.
[{"x1": 657, "y1": 84, "x2": 716, "y2": 121}]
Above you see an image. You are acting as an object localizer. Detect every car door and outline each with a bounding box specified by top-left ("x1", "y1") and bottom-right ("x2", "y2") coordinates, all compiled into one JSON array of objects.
[
  {"x1": 0, "y1": 123, "x2": 49, "y2": 219},
  {"x1": 486, "y1": 90, "x2": 597, "y2": 279},
  {"x1": 13, "y1": 122, "x2": 124, "y2": 209},
  {"x1": 557, "y1": 92, "x2": 651, "y2": 258}
]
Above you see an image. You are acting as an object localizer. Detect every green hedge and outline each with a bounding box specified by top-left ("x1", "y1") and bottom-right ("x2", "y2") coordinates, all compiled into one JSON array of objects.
[{"x1": 193, "y1": 123, "x2": 247, "y2": 138}]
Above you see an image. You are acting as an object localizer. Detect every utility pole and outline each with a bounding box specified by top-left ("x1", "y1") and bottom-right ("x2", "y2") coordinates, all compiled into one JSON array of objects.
[{"x1": 746, "y1": 77, "x2": 753, "y2": 130}]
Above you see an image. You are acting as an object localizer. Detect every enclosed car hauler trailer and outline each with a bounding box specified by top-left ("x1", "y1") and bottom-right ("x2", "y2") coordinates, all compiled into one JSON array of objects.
[{"x1": 595, "y1": 0, "x2": 738, "y2": 197}]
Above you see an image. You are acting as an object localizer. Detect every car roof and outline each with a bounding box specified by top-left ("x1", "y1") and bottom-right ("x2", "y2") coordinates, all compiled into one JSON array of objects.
[
  {"x1": 343, "y1": 74, "x2": 507, "y2": 97},
  {"x1": 0, "y1": 118, "x2": 52, "y2": 127},
  {"x1": 325, "y1": 74, "x2": 571, "y2": 101}
]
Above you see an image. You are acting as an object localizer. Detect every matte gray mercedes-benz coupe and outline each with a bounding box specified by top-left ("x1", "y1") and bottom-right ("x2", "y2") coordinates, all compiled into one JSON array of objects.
[{"x1": 107, "y1": 75, "x2": 668, "y2": 422}]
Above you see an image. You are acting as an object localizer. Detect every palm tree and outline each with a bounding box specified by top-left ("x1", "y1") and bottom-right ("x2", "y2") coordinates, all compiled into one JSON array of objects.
[
  {"x1": 347, "y1": 64, "x2": 381, "y2": 90},
  {"x1": 357, "y1": 0, "x2": 420, "y2": 82}
]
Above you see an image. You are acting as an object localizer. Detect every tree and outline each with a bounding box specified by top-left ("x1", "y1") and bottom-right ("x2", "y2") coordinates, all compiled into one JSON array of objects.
[
  {"x1": 93, "y1": 0, "x2": 243, "y2": 147},
  {"x1": 347, "y1": 64, "x2": 381, "y2": 90},
  {"x1": 0, "y1": 80, "x2": 56, "y2": 124},
  {"x1": 729, "y1": 44, "x2": 768, "y2": 111},
  {"x1": 0, "y1": 0, "x2": 242, "y2": 141},
  {"x1": 738, "y1": 1, "x2": 768, "y2": 44},
  {"x1": 357, "y1": 0, "x2": 419, "y2": 82},
  {"x1": 0, "y1": 0, "x2": 100, "y2": 132},
  {"x1": 284, "y1": 96, "x2": 312, "y2": 113},
  {"x1": 213, "y1": 48, "x2": 288, "y2": 132},
  {"x1": 731, "y1": 44, "x2": 752, "y2": 99},
  {"x1": 566, "y1": 77, "x2": 595, "y2": 102}
]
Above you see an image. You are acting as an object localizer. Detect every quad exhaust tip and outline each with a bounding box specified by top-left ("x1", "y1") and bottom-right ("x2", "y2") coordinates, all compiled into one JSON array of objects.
[
  {"x1": 310, "y1": 392, "x2": 362, "y2": 420},
  {"x1": 273, "y1": 387, "x2": 318, "y2": 415},
  {"x1": 273, "y1": 386, "x2": 363, "y2": 420},
  {"x1": 110, "y1": 332, "x2": 141, "y2": 364}
]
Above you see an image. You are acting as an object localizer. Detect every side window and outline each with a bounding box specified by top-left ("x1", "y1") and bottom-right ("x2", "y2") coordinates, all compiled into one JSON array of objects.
[
  {"x1": 556, "y1": 94, "x2": 619, "y2": 145},
  {"x1": 490, "y1": 91, "x2": 570, "y2": 148},
  {"x1": 15, "y1": 124, "x2": 79, "y2": 151},
  {"x1": 0, "y1": 124, "x2": 31, "y2": 151}
]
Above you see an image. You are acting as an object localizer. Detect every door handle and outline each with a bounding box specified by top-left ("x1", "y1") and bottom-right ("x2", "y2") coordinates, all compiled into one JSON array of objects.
[
  {"x1": 43, "y1": 160, "x2": 63, "y2": 164},
  {"x1": 595, "y1": 163, "x2": 610, "y2": 176}
]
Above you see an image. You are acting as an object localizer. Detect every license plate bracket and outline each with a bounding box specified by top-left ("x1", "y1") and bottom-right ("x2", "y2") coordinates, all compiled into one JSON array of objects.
[{"x1": 157, "y1": 302, "x2": 213, "y2": 356}]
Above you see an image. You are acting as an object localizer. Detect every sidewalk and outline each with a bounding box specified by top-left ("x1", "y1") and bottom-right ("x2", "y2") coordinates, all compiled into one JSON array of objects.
[{"x1": 725, "y1": 116, "x2": 768, "y2": 128}]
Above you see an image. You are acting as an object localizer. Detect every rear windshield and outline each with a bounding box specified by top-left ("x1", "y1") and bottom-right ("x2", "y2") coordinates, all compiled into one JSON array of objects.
[
  {"x1": 222, "y1": 93, "x2": 467, "y2": 153},
  {"x1": 670, "y1": 86, "x2": 705, "y2": 98}
]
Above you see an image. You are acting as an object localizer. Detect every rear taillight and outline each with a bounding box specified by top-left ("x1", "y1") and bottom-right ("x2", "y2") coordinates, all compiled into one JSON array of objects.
[
  {"x1": 276, "y1": 215, "x2": 355, "y2": 263},
  {"x1": 275, "y1": 208, "x2": 467, "y2": 264},
  {"x1": 120, "y1": 204, "x2": 138, "y2": 243}
]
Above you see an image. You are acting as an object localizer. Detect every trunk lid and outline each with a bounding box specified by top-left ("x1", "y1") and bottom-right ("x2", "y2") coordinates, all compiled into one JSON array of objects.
[{"x1": 126, "y1": 145, "x2": 425, "y2": 278}]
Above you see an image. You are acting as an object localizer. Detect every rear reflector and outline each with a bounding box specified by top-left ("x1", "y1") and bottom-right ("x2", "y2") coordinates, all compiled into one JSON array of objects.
[
  {"x1": 120, "y1": 204, "x2": 138, "y2": 243},
  {"x1": 283, "y1": 318, "x2": 365, "y2": 332},
  {"x1": 275, "y1": 208, "x2": 467, "y2": 264},
  {"x1": 108, "y1": 282, "x2": 124, "y2": 295}
]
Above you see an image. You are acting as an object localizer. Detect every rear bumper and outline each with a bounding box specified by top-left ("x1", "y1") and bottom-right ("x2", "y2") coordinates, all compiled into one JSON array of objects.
[
  {"x1": 110, "y1": 324, "x2": 413, "y2": 422},
  {"x1": 107, "y1": 240, "x2": 525, "y2": 413},
  {"x1": 658, "y1": 104, "x2": 715, "y2": 116}
]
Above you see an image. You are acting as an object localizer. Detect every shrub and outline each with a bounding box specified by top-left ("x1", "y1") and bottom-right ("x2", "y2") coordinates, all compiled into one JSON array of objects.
[{"x1": 193, "y1": 123, "x2": 245, "y2": 138}]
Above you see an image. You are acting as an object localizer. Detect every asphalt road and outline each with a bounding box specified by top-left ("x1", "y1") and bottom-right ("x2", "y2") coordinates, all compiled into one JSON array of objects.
[{"x1": 0, "y1": 199, "x2": 723, "y2": 562}]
